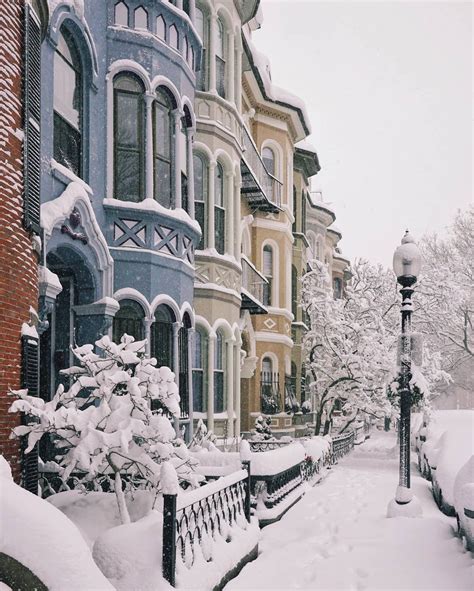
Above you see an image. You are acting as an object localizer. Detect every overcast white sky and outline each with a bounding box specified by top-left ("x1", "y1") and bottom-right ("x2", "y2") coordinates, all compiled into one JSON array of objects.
[{"x1": 254, "y1": 0, "x2": 472, "y2": 267}]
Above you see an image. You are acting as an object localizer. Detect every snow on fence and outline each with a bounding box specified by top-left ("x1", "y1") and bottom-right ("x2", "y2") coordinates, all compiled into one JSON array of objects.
[
  {"x1": 163, "y1": 466, "x2": 259, "y2": 589},
  {"x1": 248, "y1": 439, "x2": 291, "y2": 452},
  {"x1": 330, "y1": 431, "x2": 355, "y2": 463}
]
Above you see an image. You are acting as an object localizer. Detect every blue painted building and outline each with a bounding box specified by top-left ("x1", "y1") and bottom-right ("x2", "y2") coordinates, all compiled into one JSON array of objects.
[{"x1": 39, "y1": 0, "x2": 202, "y2": 438}]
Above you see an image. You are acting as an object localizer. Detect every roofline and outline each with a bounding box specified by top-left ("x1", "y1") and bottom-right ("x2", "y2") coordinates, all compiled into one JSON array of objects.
[
  {"x1": 295, "y1": 146, "x2": 321, "y2": 177},
  {"x1": 307, "y1": 201, "x2": 336, "y2": 223},
  {"x1": 327, "y1": 227, "x2": 343, "y2": 239},
  {"x1": 242, "y1": 35, "x2": 311, "y2": 136}
]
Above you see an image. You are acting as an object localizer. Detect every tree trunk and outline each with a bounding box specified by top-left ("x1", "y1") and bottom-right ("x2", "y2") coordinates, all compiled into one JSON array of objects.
[
  {"x1": 115, "y1": 472, "x2": 131, "y2": 525},
  {"x1": 315, "y1": 411, "x2": 323, "y2": 436}
]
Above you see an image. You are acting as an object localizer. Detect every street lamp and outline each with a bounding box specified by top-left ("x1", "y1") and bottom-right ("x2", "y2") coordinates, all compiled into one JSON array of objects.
[{"x1": 387, "y1": 230, "x2": 423, "y2": 518}]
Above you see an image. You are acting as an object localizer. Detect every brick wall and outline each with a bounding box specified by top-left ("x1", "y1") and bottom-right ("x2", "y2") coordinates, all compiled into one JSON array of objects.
[{"x1": 0, "y1": 1, "x2": 39, "y2": 482}]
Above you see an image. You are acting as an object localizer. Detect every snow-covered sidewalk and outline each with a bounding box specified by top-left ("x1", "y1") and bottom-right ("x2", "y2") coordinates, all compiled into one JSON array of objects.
[{"x1": 226, "y1": 433, "x2": 473, "y2": 590}]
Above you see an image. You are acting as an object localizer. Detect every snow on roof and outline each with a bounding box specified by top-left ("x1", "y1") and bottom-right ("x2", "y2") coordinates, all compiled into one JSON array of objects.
[
  {"x1": 247, "y1": 37, "x2": 312, "y2": 135},
  {"x1": 327, "y1": 224, "x2": 342, "y2": 236},
  {"x1": 295, "y1": 139, "x2": 318, "y2": 154}
]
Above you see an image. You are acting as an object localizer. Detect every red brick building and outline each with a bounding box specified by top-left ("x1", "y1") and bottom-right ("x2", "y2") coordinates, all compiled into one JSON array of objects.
[{"x1": 0, "y1": 0, "x2": 47, "y2": 484}]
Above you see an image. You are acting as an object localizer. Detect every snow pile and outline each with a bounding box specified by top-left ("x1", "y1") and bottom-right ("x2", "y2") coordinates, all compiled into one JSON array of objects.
[
  {"x1": 48, "y1": 489, "x2": 155, "y2": 548},
  {"x1": 0, "y1": 456, "x2": 113, "y2": 590},
  {"x1": 302, "y1": 436, "x2": 331, "y2": 463},
  {"x1": 250, "y1": 442, "x2": 306, "y2": 476}
]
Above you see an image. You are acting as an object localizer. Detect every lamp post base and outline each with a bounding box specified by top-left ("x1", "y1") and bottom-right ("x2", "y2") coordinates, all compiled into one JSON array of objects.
[{"x1": 387, "y1": 487, "x2": 423, "y2": 518}]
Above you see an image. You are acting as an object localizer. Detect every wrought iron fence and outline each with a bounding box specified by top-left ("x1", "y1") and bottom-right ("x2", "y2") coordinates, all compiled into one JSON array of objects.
[
  {"x1": 249, "y1": 440, "x2": 291, "y2": 453},
  {"x1": 330, "y1": 431, "x2": 355, "y2": 463},
  {"x1": 250, "y1": 462, "x2": 304, "y2": 514},
  {"x1": 162, "y1": 466, "x2": 251, "y2": 587}
]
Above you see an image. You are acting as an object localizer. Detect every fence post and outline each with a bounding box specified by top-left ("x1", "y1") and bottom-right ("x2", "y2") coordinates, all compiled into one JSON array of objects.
[
  {"x1": 242, "y1": 460, "x2": 251, "y2": 522},
  {"x1": 162, "y1": 493, "x2": 177, "y2": 587}
]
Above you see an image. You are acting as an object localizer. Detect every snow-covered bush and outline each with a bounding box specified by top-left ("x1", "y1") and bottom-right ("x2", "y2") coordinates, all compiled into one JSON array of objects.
[
  {"x1": 252, "y1": 415, "x2": 273, "y2": 441},
  {"x1": 188, "y1": 418, "x2": 218, "y2": 452},
  {"x1": 301, "y1": 400, "x2": 312, "y2": 415},
  {"x1": 9, "y1": 334, "x2": 200, "y2": 524}
]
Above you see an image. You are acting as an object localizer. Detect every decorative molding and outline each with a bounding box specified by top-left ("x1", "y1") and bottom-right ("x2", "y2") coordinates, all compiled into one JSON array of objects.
[{"x1": 61, "y1": 208, "x2": 88, "y2": 244}]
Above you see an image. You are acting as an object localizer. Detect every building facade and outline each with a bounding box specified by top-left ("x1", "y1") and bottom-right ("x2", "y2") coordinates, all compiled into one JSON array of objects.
[
  {"x1": 0, "y1": 0, "x2": 50, "y2": 485},
  {"x1": 38, "y1": 0, "x2": 202, "y2": 440}
]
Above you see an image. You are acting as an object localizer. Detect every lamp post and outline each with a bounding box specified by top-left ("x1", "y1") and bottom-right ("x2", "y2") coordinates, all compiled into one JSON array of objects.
[{"x1": 387, "y1": 230, "x2": 423, "y2": 517}]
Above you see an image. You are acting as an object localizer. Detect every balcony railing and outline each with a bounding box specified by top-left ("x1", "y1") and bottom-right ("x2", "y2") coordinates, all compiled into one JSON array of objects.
[
  {"x1": 240, "y1": 125, "x2": 282, "y2": 212},
  {"x1": 260, "y1": 371, "x2": 281, "y2": 414},
  {"x1": 241, "y1": 256, "x2": 268, "y2": 314}
]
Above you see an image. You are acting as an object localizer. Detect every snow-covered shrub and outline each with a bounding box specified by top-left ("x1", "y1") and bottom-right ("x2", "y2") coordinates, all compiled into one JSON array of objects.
[
  {"x1": 9, "y1": 334, "x2": 200, "y2": 524},
  {"x1": 252, "y1": 415, "x2": 273, "y2": 441},
  {"x1": 188, "y1": 418, "x2": 218, "y2": 452},
  {"x1": 301, "y1": 400, "x2": 312, "y2": 414}
]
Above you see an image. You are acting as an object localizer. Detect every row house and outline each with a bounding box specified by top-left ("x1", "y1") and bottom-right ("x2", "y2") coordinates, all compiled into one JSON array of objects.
[
  {"x1": 2, "y1": 0, "x2": 351, "y2": 484},
  {"x1": 37, "y1": 0, "x2": 202, "y2": 441}
]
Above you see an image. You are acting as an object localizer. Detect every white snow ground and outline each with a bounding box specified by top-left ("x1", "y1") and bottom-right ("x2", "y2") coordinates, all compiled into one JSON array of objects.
[{"x1": 226, "y1": 432, "x2": 473, "y2": 590}]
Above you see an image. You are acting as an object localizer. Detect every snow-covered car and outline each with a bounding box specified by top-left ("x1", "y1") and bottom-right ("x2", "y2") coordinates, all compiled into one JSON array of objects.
[
  {"x1": 453, "y1": 456, "x2": 474, "y2": 550},
  {"x1": 428, "y1": 411, "x2": 474, "y2": 515}
]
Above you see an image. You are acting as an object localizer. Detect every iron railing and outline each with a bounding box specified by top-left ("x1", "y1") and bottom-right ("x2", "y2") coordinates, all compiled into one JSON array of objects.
[
  {"x1": 162, "y1": 467, "x2": 251, "y2": 586},
  {"x1": 249, "y1": 440, "x2": 291, "y2": 453},
  {"x1": 241, "y1": 256, "x2": 268, "y2": 313},
  {"x1": 260, "y1": 371, "x2": 281, "y2": 414},
  {"x1": 241, "y1": 125, "x2": 282, "y2": 210},
  {"x1": 331, "y1": 431, "x2": 355, "y2": 463}
]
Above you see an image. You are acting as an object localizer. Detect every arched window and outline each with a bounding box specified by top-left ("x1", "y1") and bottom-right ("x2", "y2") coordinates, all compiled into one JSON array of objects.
[
  {"x1": 214, "y1": 162, "x2": 225, "y2": 254},
  {"x1": 196, "y1": 7, "x2": 208, "y2": 90},
  {"x1": 156, "y1": 15, "x2": 166, "y2": 40},
  {"x1": 193, "y1": 153, "x2": 207, "y2": 249},
  {"x1": 192, "y1": 328, "x2": 206, "y2": 412},
  {"x1": 262, "y1": 147, "x2": 275, "y2": 175},
  {"x1": 114, "y1": 73, "x2": 145, "y2": 202},
  {"x1": 134, "y1": 6, "x2": 148, "y2": 29},
  {"x1": 333, "y1": 277, "x2": 343, "y2": 300},
  {"x1": 54, "y1": 27, "x2": 82, "y2": 176},
  {"x1": 151, "y1": 305, "x2": 174, "y2": 369},
  {"x1": 262, "y1": 245, "x2": 273, "y2": 306},
  {"x1": 113, "y1": 299, "x2": 145, "y2": 343},
  {"x1": 169, "y1": 24, "x2": 179, "y2": 50},
  {"x1": 114, "y1": 2, "x2": 128, "y2": 26},
  {"x1": 216, "y1": 17, "x2": 226, "y2": 98},
  {"x1": 153, "y1": 88, "x2": 173, "y2": 207},
  {"x1": 214, "y1": 330, "x2": 225, "y2": 413}
]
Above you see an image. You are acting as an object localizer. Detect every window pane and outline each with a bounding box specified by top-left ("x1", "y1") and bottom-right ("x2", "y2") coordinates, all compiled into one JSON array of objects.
[
  {"x1": 215, "y1": 206, "x2": 225, "y2": 255},
  {"x1": 195, "y1": 201, "x2": 205, "y2": 249},
  {"x1": 154, "y1": 101, "x2": 171, "y2": 158},
  {"x1": 169, "y1": 25, "x2": 179, "y2": 49},
  {"x1": 193, "y1": 154, "x2": 204, "y2": 201},
  {"x1": 113, "y1": 299, "x2": 145, "y2": 342},
  {"x1": 197, "y1": 47, "x2": 206, "y2": 91},
  {"x1": 156, "y1": 15, "x2": 166, "y2": 39},
  {"x1": 134, "y1": 7, "x2": 148, "y2": 29},
  {"x1": 263, "y1": 246, "x2": 273, "y2": 276},
  {"x1": 216, "y1": 56, "x2": 225, "y2": 98},
  {"x1": 193, "y1": 371, "x2": 204, "y2": 412},
  {"x1": 54, "y1": 113, "x2": 81, "y2": 175},
  {"x1": 154, "y1": 158, "x2": 172, "y2": 207},
  {"x1": 115, "y1": 150, "x2": 141, "y2": 202},
  {"x1": 215, "y1": 163, "x2": 224, "y2": 207},
  {"x1": 54, "y1": 51, "x2": 80, "y2": 129},
  {"x1": 214, "y1": 371, "x2": 224, "y2": 412},
  {"x1": 151, "y1": 311, "x2": 173, "y2": 368},
  {"x1": 216, "y1": 19, "x2": 224, "y2": 58},
  {"x1": 115, "y1": 2, "x2": 128, "y2": 26},
  {"x1": 262, "y1": 147, "x2": 275, "y2": 175},
  {"x1": 116, "y1": 93, "x2": 140, "y2": 146}
]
